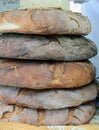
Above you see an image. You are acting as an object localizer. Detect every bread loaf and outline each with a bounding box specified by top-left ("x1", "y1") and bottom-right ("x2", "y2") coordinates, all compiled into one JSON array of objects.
[
  {"x1": 0, "y1": 82, "x2": 97, "y2": 109},
  {"x1": 0, "y1": 102, "x2": 95, "y2": 125},
  {"x1": 0, "y1": 60, "x2": 96, "y2": 89},
  {"x1": 0, "y1": 34, "x2": 97, "y2": 61},
  {"x1": 0, "y1": 9, "x2": 91, "y2": 35}
]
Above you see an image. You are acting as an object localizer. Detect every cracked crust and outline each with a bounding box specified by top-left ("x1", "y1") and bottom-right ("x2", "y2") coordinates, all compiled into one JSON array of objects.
[
  {"x1": 0, "y1": 9, "x2": 91, "y2": 35},
  {"x1": 0, "y1": 59, "x2": 96, "y2": 89},
  {"x1": 0, "y1": 34, "x2": 97, "y2": 61},
  {"x1": 0, "y1": 82, "x2": 97, "y2": 109},
  {"x1": 0, "y1": 102, "x2": 95, "y2": 125}
]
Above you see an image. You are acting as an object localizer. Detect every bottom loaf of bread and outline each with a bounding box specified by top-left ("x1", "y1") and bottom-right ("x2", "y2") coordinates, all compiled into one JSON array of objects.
[{"x1": 0, "y1": 101, "x2": 95, "y2": 125}]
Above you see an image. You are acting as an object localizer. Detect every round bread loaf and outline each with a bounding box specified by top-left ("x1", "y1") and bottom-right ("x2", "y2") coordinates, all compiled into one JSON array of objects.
[
  {"x1": 0, "y1": 34, "x2": 97, "y2": 61},
  {"x1": 0, "y1": 82, "x2": 97, "y2": 109},
  {"x1": 0, "y1": 102, "x2": 95, "y2": 125},
  {"x1": 0, "y1": 59, "x2": 96, "y2": 89},
  {"x1": 0, "y1": 9, "x2": 91, "y2": 35}
]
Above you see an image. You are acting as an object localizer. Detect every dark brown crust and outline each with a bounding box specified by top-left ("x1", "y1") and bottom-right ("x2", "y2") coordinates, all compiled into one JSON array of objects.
[
  {"x1": 0, "y1": 82, "x2": 97, "y2": 109},
  {"x1": 0, "y1": 102, "x2": 95, "y2": 125},
  {"x1": 0, "y1": 34, "x2": 97, "y2": 61},
  {"x1": 0, "y1": 59, "x2": 96, "y2": 89},
  {"x1": 0, "y1": 9, "x2": 91, "y2": 35}
]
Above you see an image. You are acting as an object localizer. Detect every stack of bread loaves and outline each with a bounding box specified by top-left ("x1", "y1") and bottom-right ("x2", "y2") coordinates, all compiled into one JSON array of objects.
[{"x1": 0, "y1": 9, "x2": 98, "y2": 125}]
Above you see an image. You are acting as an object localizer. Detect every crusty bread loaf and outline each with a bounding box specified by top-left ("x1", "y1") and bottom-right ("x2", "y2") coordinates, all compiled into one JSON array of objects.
[
  {"x1": 0, "y1": 9, "x2": 91, "y2": 35},
  {"x1": 0, "y1": 34, "x2": 97, "y2": 61},
  {"x1": 0, "y1": 102, "x2": 95, "y2": 125},
  {"x1": 0, "y1": 82, "x2": 97, "y2": 109},
  {"x1": 0, "y1": 59, "x2": 96, "y2": 89}
]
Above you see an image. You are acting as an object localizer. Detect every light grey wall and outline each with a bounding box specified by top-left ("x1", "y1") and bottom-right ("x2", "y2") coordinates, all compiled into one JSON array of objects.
[
  {"x1": 0, "y1": 0, "x2": 19, "y2": 12},
  {"x1": 81, "y1": 0, "x2": 99, "y2": 80}
]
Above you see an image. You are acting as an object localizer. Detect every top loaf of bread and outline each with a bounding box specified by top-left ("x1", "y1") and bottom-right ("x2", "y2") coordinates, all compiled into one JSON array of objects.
[{"x1": 0, "y1": 9, "x2": 91, "y2": 35}]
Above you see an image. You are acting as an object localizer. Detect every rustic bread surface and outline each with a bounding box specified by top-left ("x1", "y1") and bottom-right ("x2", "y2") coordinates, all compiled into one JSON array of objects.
[
  {"x1": 0, "y1": 82, "x2": 97, "y2": 109},
  {"x1": 0, "y1": 34, "x2": 97, "y2": 61},
  {"x1": 0, "y1": 9, "x2": 91, "y2": 35},
  {"x1": 0, "y1": 102, "x2": 95, "y2": 125},
  {"x1": 0, "y1": 60, "x2": 96, "y2": 89}
]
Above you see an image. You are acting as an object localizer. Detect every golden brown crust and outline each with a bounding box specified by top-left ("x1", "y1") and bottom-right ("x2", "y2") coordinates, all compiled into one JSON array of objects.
[
  {"x1": 0, "y1": 9, "x2": 91, "y2": 35},
  {"x1": 0, "y1": 59, "x2": 96, "y2": 89}
]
